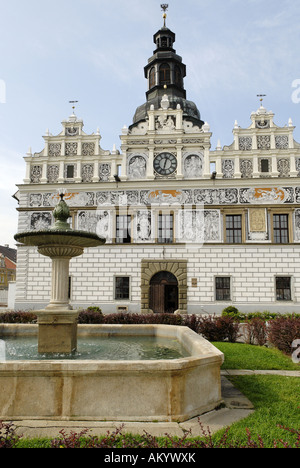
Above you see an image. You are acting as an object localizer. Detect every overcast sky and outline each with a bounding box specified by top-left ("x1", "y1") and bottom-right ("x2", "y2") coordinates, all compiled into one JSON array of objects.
[{"x1": 0, "y1": 0, "x2": 300, "y2": 247}]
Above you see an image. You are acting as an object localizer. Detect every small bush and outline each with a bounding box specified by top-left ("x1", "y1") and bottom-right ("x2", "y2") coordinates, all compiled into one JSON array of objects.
[
  {"x1": 0, "y1": 311, "x2": 37, "y2": 324},
  {"x1": 244, "y1": 318, "x2": 268, "y2": 346},
  {"x1": 0, "y1": 421, "x2": 21, "y2": 448},
  {"x1": 222, "y1": 306, "x2": 240, "y2": 320},
  {"x1": 267, "y1": 316, "x2": 300, "y2": 355},
  {"x1": 197, "y1": 315, "x2": 240, "y2": 343}
]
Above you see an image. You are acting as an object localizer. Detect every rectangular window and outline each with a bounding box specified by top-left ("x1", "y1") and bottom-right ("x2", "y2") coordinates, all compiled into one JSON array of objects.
[
  {"x1": 273, "y1": 214, "x2": 289, "y2": 243},
  {"x1": 115, "y1": 277, "x2": 130, "y2": 300},
  {"x1": 276, "y1": 277, "x2": 291, "y2": 301},
  {"x1": 116, "y1": 215, "x2": 131, "y2": 243},
  {"x1": 216, "y1": 277, "x2": 231, "y2": 301},
  {"x1": 226, "y1": 215, "x2": 242, "y2": 243},
  {"x1": 66, "y1": 165, "x2": 75, "y2": 178},
  {"x1": 158, "y1": 214, "x2": 173, "y2": 243},
  {"x1": 261, "y1": 159, "x2": 269, "y2": 173}
]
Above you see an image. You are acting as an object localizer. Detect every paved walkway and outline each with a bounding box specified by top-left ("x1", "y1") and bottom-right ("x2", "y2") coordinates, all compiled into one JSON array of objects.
[
  {"x1": 9, "y1": 370, "x2": 299, "y2": 440},
  {"x1": 222, "y1": 369, "x2": 300, "y2": 377}
]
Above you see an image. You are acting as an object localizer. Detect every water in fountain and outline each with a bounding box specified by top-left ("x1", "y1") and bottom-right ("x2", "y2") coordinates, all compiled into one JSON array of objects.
[{"x1": 1, "y1": 335, "x2": 189, "y2": 361}]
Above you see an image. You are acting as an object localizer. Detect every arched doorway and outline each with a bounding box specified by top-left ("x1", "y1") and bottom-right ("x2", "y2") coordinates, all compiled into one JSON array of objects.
[{"x1": 149, "y1": 271, "x2": 178, "y2": 314}]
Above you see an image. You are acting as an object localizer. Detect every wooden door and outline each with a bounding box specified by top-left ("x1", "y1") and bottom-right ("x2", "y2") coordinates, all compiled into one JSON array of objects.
[
  {"x1": 149, "y1": 272, "x2": 178, "y2": 314},
  {"x1": 150, "y1": 284, "x2": 165, "y2": 313}
]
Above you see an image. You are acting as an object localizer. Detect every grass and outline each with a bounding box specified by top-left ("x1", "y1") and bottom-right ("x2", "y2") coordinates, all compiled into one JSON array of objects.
[
  {"x1": 208, "y1": 342, "x2": 300, "y2": 447},
  {"x1": 211, "y1": 375, "x2": 300, "y2": 447},
  {"x1": 213, "y1": 341, "x2": 300, "y2": 370}
]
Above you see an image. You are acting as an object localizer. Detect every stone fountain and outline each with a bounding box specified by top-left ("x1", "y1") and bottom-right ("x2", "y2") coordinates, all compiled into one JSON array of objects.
[
  {"x1": 7, "y1": 193, "x2": 225, "y2": 423},
  {"x1": 14, "y1": 192, "x2": 105, "y2": 353}
]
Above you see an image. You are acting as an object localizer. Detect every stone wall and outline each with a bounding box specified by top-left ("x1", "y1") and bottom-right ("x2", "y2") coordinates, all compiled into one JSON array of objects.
[{"x1": 15, "y1": 243, "x2": 300, "y2": 314}]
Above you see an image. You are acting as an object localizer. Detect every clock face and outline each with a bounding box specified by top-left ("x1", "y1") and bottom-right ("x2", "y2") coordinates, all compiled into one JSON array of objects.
[{"x1": 154, "y1": 152, "x2": 177, "y2": 176}]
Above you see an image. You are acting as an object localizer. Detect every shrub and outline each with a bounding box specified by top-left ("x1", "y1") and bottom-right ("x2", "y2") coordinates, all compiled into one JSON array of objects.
[
  {"x1": 197, "y1": 315, "x2": 240, "y2": 343},
  {"x1": 0, "y1": 311, "x2": 37, "y2": 324},
  {"x1": 78, "y1": 311, "x2": 185, "y2": 326},
  {"x1": 78, "y1": 308, "x2": 104, "y2": 324},
  {"x1": 244, "y1": 317, "x2": 268, "y2": 346},
  {"x1": 267, "y1": 316, "x2": 300, "y2": 355},
  {"x1": 222, "y1": 306, "x2": 240, "y2": 320},
  {"x1": 0, "y1": 421, "x2": 21, "y2": 448}
]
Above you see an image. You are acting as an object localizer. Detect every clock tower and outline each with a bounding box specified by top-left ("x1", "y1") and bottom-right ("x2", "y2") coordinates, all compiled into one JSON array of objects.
[
  {"x1": 121, "y1": 9, "x2": 210, "y2": 181},
  {"x1": 132, "y1": 11, "x2": 204, "y2": 130}
]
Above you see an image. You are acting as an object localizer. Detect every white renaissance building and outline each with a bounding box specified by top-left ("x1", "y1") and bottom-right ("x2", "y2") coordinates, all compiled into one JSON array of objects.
[{"x1": 14, "y1": 16, "x2": 300, "y2": 315}]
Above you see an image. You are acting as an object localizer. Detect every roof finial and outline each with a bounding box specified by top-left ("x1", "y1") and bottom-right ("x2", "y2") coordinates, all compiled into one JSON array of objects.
[
  {"x1": 257, "y1": 94, "x2": 266, "y2": 106},
  {"x1": 69, "y1": 100, "x2": 78, "y2": 114},
  {"x1": 161, "y1": 4, "x2": 169, "y2": 27}
]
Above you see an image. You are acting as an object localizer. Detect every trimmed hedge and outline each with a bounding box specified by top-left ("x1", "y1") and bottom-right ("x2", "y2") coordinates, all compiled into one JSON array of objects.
[{"x1": 221, "y1": 306, "x2": 300, "y2": 322}]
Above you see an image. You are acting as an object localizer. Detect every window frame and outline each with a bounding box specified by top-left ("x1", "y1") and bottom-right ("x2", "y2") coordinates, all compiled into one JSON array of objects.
[
  {"x1": 260, "y1": 158, "x2": 270, "y2": 173},
  {"x1": 66, "y1": 164, "x2": 75, "y2": 179},
  {"x1": 149, "y1": 66, "x2": 156, "y2": 89},
  {"x1": 215, "y1": 276, "x2": 231, "y2": 301},
  {"x1": 225, "y1": 214, "x2": 243, "y2": 244},
  {"x1": 114, "y1": 276, "x2": 130, "y2": 301},
  {"x1": 272, "y1": 213, "x2": 289, "y2": 244},
  {"x1": 116, "y1": 214, "x2": 132, "y2": 244},
  {"x1": 157, "y1": 212, "x2": 174, "y2": 244},
  {"x1": 275, "y1": 276, "x2": 292, "y2": 301},
  {"x1": 159, "y1": 63, "x2": 171, "y2": 86}
]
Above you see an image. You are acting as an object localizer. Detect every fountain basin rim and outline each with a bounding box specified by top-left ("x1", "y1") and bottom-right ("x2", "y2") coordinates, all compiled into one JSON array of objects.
[
  {"x1": 0, "y1": 323, "x2": 224, "y2": 367},
  {"x1": 0, "y1": 324, "x2": 224, "y2": 422}
]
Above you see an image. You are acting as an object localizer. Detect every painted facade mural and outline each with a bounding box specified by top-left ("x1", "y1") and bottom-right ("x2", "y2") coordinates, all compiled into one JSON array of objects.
[{"x1": 27, "y1": 186, "x2": 300, "y2": 209}]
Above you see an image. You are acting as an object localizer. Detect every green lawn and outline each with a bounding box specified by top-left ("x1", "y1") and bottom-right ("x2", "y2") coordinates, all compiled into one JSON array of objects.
[
  {"x1": 210, "y1": 375, "x2": 300, "y2": 447},
  {"x1": 209, "y1": 342, "x2": 300, "y2": 447},
  {"x1": 213, "y1": 341, "x2": 300, "y2": 370}
]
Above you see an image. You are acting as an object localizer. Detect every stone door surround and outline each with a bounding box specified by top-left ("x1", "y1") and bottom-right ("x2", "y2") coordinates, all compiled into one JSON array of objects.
[{"x1": 141, "y1": 259, "x2": 187, "y2": 314}]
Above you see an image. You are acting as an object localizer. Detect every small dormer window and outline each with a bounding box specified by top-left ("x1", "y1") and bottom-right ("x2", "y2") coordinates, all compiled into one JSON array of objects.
[
  {"x1": 159, "y1": 63, "x2": 171, "y2": 86},
  {"x1": 161, "y1": 36, "x2": 168, "y2": 47},
  {"x1": 157, "y1": 36, "x2": 172, "y2": 49},
  {"x1": 149, "y1": 67, "x2": 156, "y2": 89},
  {"x1": 175, "y1": 66, "x2": 182, "y2": 87}
]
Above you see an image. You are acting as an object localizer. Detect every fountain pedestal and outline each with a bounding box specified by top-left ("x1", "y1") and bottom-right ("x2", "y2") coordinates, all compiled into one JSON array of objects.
[
  {"x1": 35, "y1": 310, "x2": 79, "y2": 353},
  {"x1": 15, "y1": 193, "x2": 105, "y2": 354}
]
